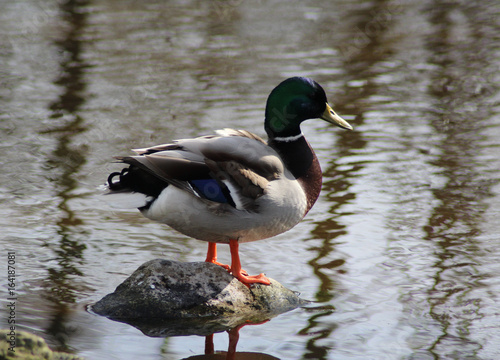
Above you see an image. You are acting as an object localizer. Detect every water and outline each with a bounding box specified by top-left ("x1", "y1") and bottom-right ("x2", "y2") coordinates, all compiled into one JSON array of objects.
[{"x1": 1, "y1": 0, "x2": 500, "y2": 359}]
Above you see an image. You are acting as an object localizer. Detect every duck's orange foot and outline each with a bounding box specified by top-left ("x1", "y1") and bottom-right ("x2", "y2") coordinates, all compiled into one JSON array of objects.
[
  {"x1": 206, "y1": 260, "x2": 250, "y2": 276},
  {"x1": 231, "y1": 270, "x2": 271, "y2": 287},
  {"x1": 207, "y1": 259, "x2": 231, "y2": 272}
]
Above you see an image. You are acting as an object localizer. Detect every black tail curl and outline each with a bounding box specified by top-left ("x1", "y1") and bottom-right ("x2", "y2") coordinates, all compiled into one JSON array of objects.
[
  {"x1": 107, "y1": 168, "x2": 130, "y2": 191},
  {"x1": 106, "y1": 165, "x2": 168, "y2": 198}
]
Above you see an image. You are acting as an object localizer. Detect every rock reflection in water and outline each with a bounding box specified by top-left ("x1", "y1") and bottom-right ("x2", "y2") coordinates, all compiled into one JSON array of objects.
[{"x1": 113, "y1": 317, "x2": 278, "y2": 360}]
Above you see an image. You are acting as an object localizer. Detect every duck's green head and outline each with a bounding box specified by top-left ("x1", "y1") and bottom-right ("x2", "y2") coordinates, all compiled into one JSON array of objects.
[{"x1": 264, "y1": 77, "x2": 352, "y2": 139}]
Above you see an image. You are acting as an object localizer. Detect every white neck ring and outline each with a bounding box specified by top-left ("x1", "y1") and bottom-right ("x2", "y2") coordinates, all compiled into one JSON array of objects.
[{"x1": 273, "y1": 133, "x2": 304, "y2": 142}]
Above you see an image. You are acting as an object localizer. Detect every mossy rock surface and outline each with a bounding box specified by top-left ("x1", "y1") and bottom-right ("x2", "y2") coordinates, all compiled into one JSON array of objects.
[{"x1": 0, "y1": 330, "x2": 84, "y2": 360}]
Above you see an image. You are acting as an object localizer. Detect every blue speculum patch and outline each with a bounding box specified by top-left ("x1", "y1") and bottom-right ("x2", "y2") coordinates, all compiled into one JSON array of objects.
[{"x1": 189, "y1": 179, "x2": 228, "y2": 203}]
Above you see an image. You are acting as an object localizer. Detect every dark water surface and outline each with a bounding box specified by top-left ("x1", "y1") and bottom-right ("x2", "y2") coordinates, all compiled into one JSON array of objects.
[{"x1": 1, "y1": 0, "x2": 500, "y2": 359}]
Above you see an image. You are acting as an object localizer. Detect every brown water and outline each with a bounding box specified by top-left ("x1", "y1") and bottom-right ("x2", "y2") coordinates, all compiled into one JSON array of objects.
[{"x1": 1, "y1": 0, "x2": 500, "y2": 359}]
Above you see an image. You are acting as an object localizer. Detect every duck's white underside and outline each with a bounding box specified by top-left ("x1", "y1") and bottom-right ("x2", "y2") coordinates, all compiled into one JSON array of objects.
[{"x1": 105, "y1": 173, "x2": 307, "y2": 244}]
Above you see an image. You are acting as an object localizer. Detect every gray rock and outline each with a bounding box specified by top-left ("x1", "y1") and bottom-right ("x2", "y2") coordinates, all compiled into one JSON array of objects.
[{"x1": 91, "y1": 259, "x2": 308, "y2": 336}]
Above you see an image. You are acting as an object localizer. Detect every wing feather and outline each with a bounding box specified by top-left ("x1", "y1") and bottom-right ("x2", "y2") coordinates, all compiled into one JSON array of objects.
[{"x1": 116, "y1": 129, "x2": 285, "y2": 211}]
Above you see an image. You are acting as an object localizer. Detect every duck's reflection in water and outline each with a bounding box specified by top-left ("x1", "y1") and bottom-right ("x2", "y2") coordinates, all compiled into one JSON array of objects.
[{"x1": 185, "y1": 320, "x2": 279, "y2": 360}]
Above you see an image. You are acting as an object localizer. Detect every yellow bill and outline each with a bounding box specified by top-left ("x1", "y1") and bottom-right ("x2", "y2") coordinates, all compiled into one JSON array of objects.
[{"x1": 320, "y1": 103, "x2": 353, "y2": 130}]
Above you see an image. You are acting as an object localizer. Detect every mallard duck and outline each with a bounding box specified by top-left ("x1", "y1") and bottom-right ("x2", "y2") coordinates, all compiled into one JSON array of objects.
[{"x1": 106, "y1": 77, "x2": 352, "y2": 286}]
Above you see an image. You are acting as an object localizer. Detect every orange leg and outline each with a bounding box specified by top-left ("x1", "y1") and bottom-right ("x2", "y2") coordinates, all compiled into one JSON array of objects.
[
  {"x1": 205, "y1": 242, "x2": 231, "y2": 271},
  {"x1": 229, "y1": 239, "x2": 270, "y2": 286}
]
